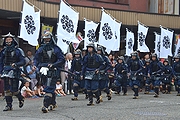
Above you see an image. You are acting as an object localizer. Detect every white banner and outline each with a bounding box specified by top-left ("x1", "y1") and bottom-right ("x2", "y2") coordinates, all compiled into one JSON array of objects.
[
  {"x1": 57, "y1": 0, "x2": 79, "y2": 43},
  {"x1": 19, "y1": 0, "x2": 40, "y2": 46},
  {"x1": 175, "y1": 39, "x2": 180, "y2": 56},
  {"x1": 57, "y1": 35, "x2": 71, "y2": 54},
  {"x1": 154, "y1": 33, "x2": 161, "y2": 58},
  {"x1": 137, "y1": 22, "x2": 149, "y2": 52},
  {"x1": 126, "y1": 29, "x2": 134, "y2": 56},
  {"x1": 99, "y1": 11, "x2": 120, "y2": 50},
  {"x1": 84, "y1": 19, "x2": 99, "y2": 48},
  {"x1": 112, "y1": 20, "x2": 121, "y2": 51},
  {"x1": 160, "y1": 27, "x2": 174, "y2": 58}
]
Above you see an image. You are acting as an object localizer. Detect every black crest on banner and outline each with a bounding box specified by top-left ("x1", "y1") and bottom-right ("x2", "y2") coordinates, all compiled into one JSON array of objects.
[
  {"x1": 138, "y1": 32, "x2": 145, "y2": 46},
  {"x1": 157, "y1": 41, "x2": 161, "y2": 52},
  {"x1": 61, "y1": 15, "x2": 74, "y2": 33},
  {"x1": 62, "y1": 39, "x2": 71, "y2": 45},
  {"x1": 102, "y1": 23, "x2": 113, "y2": 40},
  {"x1": 87, "y1": 29, "x2": 97, "y2": 43},
  {"x1": 177, "y1": 47, "x2": 180, "y2": 54},
  {"x1": 163, "y1": 36, "x2": 170, "y2": 49},
  {"x1": 24, "y1": 15, "x2": 36, "y2": 34},
  {"x1": 128, "y1": 38, "x2": 133, "y2": 49}
]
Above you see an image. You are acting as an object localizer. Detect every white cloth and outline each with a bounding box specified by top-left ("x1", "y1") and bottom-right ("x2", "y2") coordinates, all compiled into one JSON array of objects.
[
  {"x1": 125, "y1": 29, "x2": 134, "y2": 56},
  {"x1": 40, "y1": 67, "x2": 49, "y2": 75},
  {"x1": 57, "y1": 36, "x2": 70, "y2": 53},
  {"x1": 19, "y1": 0, "x2": 40, "y2": 46},
  {"x1": 154, "y1": 33, "x2": 161, "y2": 58},
  {"x1": 57, "y1": 0, "x2": 79, "y2": 43},
  {"x1": 56, "y1": 84, "x2": 62, "y2": 89},
  {"x1": 84, "y1": 19, "x2": 99, "y2": 48},
  {"x1": 174, "y1": 39, "x2": 180, "y2": 56},
  {"x1": 21, "y1": 86, "x2": 31, "y2": 94},
  {"x1": 160, "y1": 27, "x2": 174, "y2": 58},
  {"x1": 137, "y1": 22, "x2": 149, "y2": 52},
  {"x1": 99, "y1": 11, "x2": 121, "y2": 51}
]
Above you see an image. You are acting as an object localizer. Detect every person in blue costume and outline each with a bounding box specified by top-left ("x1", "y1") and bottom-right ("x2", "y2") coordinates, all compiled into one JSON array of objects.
[
  {"x1": 71, "y1": 49, "x2": 87, "y2": 100},
  {"x1": 97, "y1": 46, "x2": 112, "y2": 102},
  {"x1": 149, "y1": 53, "x2": 164, "y2": 97},
  {"x1": 0, "y1": 33, "x2": 26, "y2": 111},
  {"x1": 161, "y1": 59, "x2": 173, "y2": 94},
  {"x1": 172, "y1": 54, "x2": 180, "y2": 96},
  {"x1": 114, "y1": 56, "x2": 128, "y2": 95},
  {"x1": 81, "y1": 43, "x2": 104, "y2": 106},
  {"x1": 127, "y1": 52, "x2": 143, "y2": 99},
  {"x1": 34, "y1": 32, "x2": 65, "y2": 113}
]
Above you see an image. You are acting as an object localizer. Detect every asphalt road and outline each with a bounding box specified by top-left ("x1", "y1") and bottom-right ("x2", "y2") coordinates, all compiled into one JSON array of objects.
[{"x1": 0, "y1": 89, "x2": 180, "y2": 120}]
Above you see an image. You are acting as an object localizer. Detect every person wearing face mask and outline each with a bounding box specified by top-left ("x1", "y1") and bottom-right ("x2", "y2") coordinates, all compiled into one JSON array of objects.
[
  {"x1": 0, "y1": 33, "x2": 26, "y2": 111},
  {"x1": 34, "y1": 32, "x2": 65, "y2": 113}
]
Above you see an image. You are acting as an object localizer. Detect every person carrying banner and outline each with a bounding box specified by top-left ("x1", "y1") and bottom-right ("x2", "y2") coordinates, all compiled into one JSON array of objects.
[
  {"x1": 71, "y1": 49, "x2": 87, "y2": 100},
  {"x1": 161, "y1": 59, "x2": 173, "y2": 94},
  {"x1": 97, "y1": 46, "x2": 112, "y2": 102},
  {"x1": 172, "y1": 54, "x2": 180, "y2": 96},
  {"x1": 0, "y1": 33, "x2": 26, "y2": 111},
  {"x1": 81, "y1": 43, "x2": 104, "y2": 106},
  {"x1": 149, "y1": 53, "x2": 164, "y2": 97},
  {"x1": 34, "y1": 31, "x2": 65, "y2": 113},
  {"x1": 127, "y1": 52, "x2": 143, "y2": 99},
  {"x1": 114, "y1": 56, "x2": 128, "y2": 95}
]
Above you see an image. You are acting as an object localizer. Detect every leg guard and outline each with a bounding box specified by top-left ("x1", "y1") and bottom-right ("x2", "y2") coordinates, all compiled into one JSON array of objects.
[
  {"x1": 133, "y1": 85, "x2": 139, "y2": 97},
  {"x1": 87, "y1": 91, "x2": 94, "y2": 106},
  {"x1": 154, "y1": 86, "x2": 159, "y2": 97},
  {"x1": 122, "y1": 87, "x2": 127, "y2": 95},
  {"x1": 51, "y1": 93, "x2": 56, "y2": 106},
  {"x1": 73, "y1": 86, "x2": 79, "y2": 97},
  {"x1": 167, "y1": 85, "x2": 171, "y2": 93},
  {"x1": 14, "y1": 91, "x2": 24, "y2": 108},
  {"x1": 93, "y1": 90, "x2": 100, "y2": 104},
  {"x1": 162, "y1": 84, "x2": 166, "y2": 94},
  {"x1": 43, "y1": 94, "x2": 52, "y2": 108}
]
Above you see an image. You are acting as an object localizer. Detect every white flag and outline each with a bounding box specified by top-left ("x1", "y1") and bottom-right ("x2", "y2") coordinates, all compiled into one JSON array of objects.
[
  {"x1": 160, "y1": 27, "x2": 174, "y2": 58},
  {"x1": 99, "y1": 11, "x2": 118, "y2": 50},
  {"x1": 126, "y1": 29, "x2": 134, "y2": 56},
  {"x1": 137, "y1": 22, "x2": 149, "y2": 52},
  {"x1": 57, "y1": 0, "x2": 79, "y2": 43},
  {"x1": 19, "y1": 0, "x2": 40, "y2": 46},
  {"x1": 57, "y1": 35, "x2": 71, "y2": 54},
  {"x1": 84, "y1": 19, "x2": 99, "y2": 48},
  {"x1": 112, "y1": 20, "x2": 121, "y2": 51},
  {"x1": 175, "y1": 39, "x2": 180, "y2": 56},
  {"x1": 154, "y1": 33, "x2": 161, "y2": 58}
]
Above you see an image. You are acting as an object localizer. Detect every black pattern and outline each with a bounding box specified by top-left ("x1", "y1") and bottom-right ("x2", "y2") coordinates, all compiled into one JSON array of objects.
[
  {"x1": 177, "y1": 47, "x2": 180, "y2": 54},
  {"x1": 62, "y1": 39, "x2": 71, "y2": 45},
  {"x1": 138, "y1": 32, "x2": 145, "y2": 46},
  {"x1": 102, "y1": 23, "x2": 113, "y2": 40},
  {"x1": 163, "y1": 36, "x2": 170, "y2": 49},
  {"x1": 24, "y1": 15, "x2": 36, "y2": 34},
  {"x1": 87, "y1": 29, "x2": 97, "y2": 42},
  {"x1": 157, "y1": 41, "x2": 161, "y2": 52},
  {"x1": 128, "y1": 38, "x2": 133, "y2": 49},
  {"x1": 61, "y1": 15, "x2": 74, "y2": 33}
]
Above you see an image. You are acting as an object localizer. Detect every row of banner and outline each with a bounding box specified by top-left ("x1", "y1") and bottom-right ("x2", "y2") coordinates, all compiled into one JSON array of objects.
[{"x1": 19, "y1": 0, "x2": 178, "y2": 58}]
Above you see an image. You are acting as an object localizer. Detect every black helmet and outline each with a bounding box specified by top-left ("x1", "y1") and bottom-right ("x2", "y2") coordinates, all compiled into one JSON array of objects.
[
  {"x1": 2, "y1": 32, "x2": 18, "y2": 47},
  {"x1": 145, "y1": 59, "x2": 151, "y2": 63},
  {"x1": 41, "y1": 31, "x2": 56, "y2": 45},
  {"x1": 151, "y1": 53, "x2": 157, "y2": 57},
  {"x1": 174, "y1": 54, "x2": 180, "y2": 59},
  {"x1": 74, "y1": 49, "x2": 81, "y2": 55},
  {"x1": 97, "y1": 45, "x2": 105, "y2": 55},
  {"x1": 86, "y1": 43, "x2": 96, "y2": 52},
  {"x1": 131, "y1": 51, "x2": 138, "y2": 57},
  {"x1": 117, "y1": 56, "x2": 124, "y2": 61}
]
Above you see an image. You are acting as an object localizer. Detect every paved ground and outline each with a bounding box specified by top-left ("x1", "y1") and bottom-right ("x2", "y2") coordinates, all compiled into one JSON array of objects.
[{"x1": 0, "y1": 89, "x2": 180, "y2": 120}]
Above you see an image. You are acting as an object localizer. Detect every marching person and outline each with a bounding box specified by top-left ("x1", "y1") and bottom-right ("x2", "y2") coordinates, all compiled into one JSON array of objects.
[
  {"x1": 127, "y1": 52, "x2": 143, "y2": 99},
  {"x1": 114, "y1": 56, "x2": 128, "y2": 95},
  {"x1": 34, "y1": 31, "x2": 65, "y2": 113},
  {"x1": 161, "y1": 59, "x2": 173, "y2": 94},
  {"x1": 143, "y1": 59, "x2": 151, "y2": 94},
  {"x1": 71, "y1": 49, "x2": 86, "y2": 100},
  {"x1": 172, "y1": 54, "x2": 180, "y2": 96},
  {"x1": 97, "y1": 46, "x2": 112, "y2": 102},
  {"x1": 0, "y1": 33, "x2": 26, "y2": 111},
  {"x1": 82, "y1": 43, "x2": 104, "y2": 106},
  {"x1": 149, "y1": 53, "x2": 164, "y2": 97}
]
